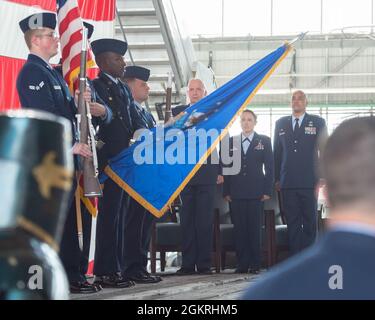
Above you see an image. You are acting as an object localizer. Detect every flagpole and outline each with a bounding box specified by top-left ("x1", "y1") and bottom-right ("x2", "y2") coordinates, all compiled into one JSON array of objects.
[{"x1": 287, "y1": 31, "x2": 308, "y2": 47}]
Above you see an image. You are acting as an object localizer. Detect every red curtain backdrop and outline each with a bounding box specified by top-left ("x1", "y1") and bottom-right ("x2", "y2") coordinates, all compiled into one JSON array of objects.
[
  {"x1": 6, "y1": 0, "x2": 56, "y2": 12},
  {"x1": 6, "y1": 0, "x2": 115, "y2": 20},
  {"x1": 0, "y1": 56, "x2": 25, "y2": 110}
]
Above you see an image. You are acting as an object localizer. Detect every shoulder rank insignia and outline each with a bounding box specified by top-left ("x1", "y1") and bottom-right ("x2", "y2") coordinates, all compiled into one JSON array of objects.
[{"x1": 29, "y1": 81, "x2": 45, "y2": 91}]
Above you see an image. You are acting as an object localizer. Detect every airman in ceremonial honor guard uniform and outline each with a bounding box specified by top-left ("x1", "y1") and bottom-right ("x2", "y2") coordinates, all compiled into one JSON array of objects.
[
  {"x1": 16, "y1": 12, "x2": 100, "y2": 294},
  {"x1": 121, "y1": 66, "x2": 161, "y2": 283},
  {"x1": 91, "y1": 38, "x2": 143, "y2": 288}
]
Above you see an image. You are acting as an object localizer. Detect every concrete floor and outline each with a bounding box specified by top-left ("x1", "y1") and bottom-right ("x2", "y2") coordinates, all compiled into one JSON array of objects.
[{"x1": 71, "y1": 268, "x2": 263, "y2": 300}]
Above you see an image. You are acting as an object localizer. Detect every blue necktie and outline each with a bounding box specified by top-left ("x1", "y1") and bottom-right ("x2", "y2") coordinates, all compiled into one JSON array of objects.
[{"x1": 294, "y1": 118, "x2": 300, "y2": 131}]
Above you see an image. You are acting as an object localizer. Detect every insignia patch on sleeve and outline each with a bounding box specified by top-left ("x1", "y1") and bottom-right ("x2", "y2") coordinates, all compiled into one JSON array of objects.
[{"x1": 29, "y1": 81, "x2": 45, "y2": 91}]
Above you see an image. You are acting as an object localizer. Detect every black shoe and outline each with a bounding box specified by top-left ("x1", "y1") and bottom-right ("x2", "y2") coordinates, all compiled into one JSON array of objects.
[
  {"x1": 95, "y1": 274, "x2": 135, "y2": 288},
  {"x1": 234, "y1": 268, "x2": 248, "y2": 274},
  {"x1": 92, "y1": 282, "x2": 103, "y2": 291},
  {"x1": 249, "y1": 268, "x2": 260, "y2": 274},
  {"x1": 197, "y1": 268, "x2": 212, "y2": 275},
  {"x1": 126, "y1": 272, "x2": 160, "y2": 284},
  {"x1": 70, "y1": 281, "x2": 100, "y2": 294},
  {"x1": 141, "y1": 270, "x2": 162, "y2": 282},
  {"x1": 176, "y1": 268, "x2": 196, "y2": 276}
]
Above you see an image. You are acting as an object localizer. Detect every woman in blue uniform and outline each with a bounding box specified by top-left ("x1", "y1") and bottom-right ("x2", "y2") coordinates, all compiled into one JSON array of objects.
[{"x1": 223, "y1": 110, "x2": 274, "y2": 273}]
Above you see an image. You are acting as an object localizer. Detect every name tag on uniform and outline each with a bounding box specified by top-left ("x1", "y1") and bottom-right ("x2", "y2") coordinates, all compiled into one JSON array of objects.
[
  {"x1": 305, "y1": 127, "x2": 317, "y2": 135},
  {"x1": 54, "y1": 85, "x2": 62, "y2": 90},
  {"x1": 279, "y1": 129, "x2": 285, "y2": 136}
]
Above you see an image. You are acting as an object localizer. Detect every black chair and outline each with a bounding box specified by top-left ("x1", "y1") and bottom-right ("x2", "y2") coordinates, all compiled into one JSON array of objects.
[
  {"x1": 215, "y1": 192, "x2": 296, "y2": 270},
  {"x1": 272, "y1": 191, "x2": 289, "y2": 262},
  {"x1": 215, "y1": 188, "x2": 287, "y2": 270},
  {"x1": 150, "y1": 210, "x2": 181, "y2": 273},
  {"x1": 215, "y1": 205, "x2": 276, "y2": 270}
]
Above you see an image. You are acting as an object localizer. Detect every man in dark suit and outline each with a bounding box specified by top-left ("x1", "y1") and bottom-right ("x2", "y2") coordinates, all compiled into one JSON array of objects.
[
  {"x1": 172, "y1": 79, "x2": 222, "y2": 275},
  {"x1": 120, "y1": 65, "x2": 161, "y2": 283},
  {"x1": 90, "y1": 38, "x2": 142, "y2": 288},
  {"x1": 243, "y1": 116, "x2": 375, "y2": 299},
  {"x1": 274, "y1": 90, "x2": 327, "y2": 255},
  {"x1": 223, "y1": 110, "x2": 274, "y2": 274},
  {"x1": 16, "y1": 13, "x2": 100, "y2": 294}
]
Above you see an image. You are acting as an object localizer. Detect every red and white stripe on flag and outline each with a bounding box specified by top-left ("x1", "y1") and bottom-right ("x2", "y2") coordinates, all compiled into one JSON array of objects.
[
  {"x1": 0, "y1": 0, "x2": 115, "y2": 110},
  {"x1": 57, "y1": 0, "x2": 95, "y2": 93}
]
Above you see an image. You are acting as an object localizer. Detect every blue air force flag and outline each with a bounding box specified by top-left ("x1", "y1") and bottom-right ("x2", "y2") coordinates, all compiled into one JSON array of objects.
[{"x1": 101, "y1": 43, "x2": 291, "y2": 217}]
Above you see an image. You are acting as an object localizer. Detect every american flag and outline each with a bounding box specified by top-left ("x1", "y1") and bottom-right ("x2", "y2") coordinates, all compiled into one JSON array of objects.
[{"x1": 56, "y1": 0, "x2": 95, "y2": 93}]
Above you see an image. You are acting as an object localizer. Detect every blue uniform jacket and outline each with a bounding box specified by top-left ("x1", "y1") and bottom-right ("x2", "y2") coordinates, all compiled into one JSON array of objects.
[
  {"x1": 52, "y1": 64, "x2": 113, "y2": 127},
  {"x1": 93, "y1": 72, "x2": 144, "y2": 169},
  {"x1": 81, "y1": 79, "x2": 112, "y2": 127},
  {"x1": 17, "y1": 54, "x2": 76, "y2": 127},
  {"x1": 273, "y1": 113, "x2": 327, "y2": 189},
  {"x1": 133, "y1": 102, "x2": 156, "y2": 129},
  {"x1": 242, "y1": 230, "x2": 375, "y2": 300},
  {"x1": 223, "y1": 133, "x2": 274, "y2": 199}
]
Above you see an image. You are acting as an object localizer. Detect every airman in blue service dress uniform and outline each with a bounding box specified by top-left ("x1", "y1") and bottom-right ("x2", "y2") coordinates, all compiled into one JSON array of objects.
[
  {"x1": 172, "y1": 79, "x2": 222, "y2": 275},
  {"x1": 53, "y1": 21, "x2": 113, "y2": 293},
  {"x1": 273, "y1": 90, "x2": 327, "y2": 255},
  {"x1": 121, "y1": 65, "x2": 161, "y2": 283},
  {"x1": 16, "y1": 12, "x2": 101, "y2": 294},
  {"x1": 223, "y1": 110, "x2": 274, "y2": 273},
  {"x1": 90, "y1": 38, "x2": 143, "y2": 288}
]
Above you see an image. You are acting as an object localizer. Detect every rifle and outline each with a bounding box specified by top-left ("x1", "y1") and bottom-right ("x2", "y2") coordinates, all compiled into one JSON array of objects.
[
  {"x1": 164, "y1": 72, "x2": 173, "y2": 123},
  {"x1": 164, "y1": 72, "x2": 183, "y2": 211},
  {"x1": 76, "y1": 26, "x2": 103, "y2": 198}
]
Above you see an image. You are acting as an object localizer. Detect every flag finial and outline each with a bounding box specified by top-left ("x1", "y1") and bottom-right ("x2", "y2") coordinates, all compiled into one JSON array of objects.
[{"x1": 288, "y1": 31, "x2": 308, "y2": 47}]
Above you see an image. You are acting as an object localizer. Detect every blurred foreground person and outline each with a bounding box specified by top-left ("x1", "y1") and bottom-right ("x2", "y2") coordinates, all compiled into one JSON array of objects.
[{"x1": 0, "y1": 110, "x2": 74, "y2": 300}]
